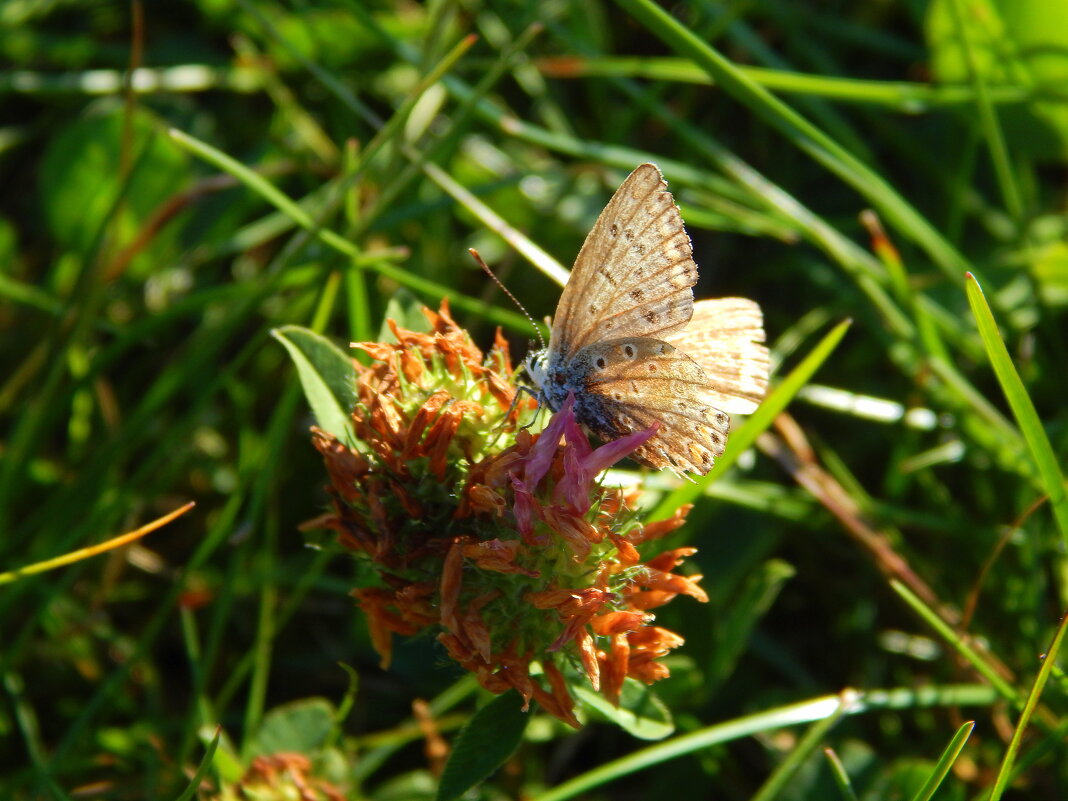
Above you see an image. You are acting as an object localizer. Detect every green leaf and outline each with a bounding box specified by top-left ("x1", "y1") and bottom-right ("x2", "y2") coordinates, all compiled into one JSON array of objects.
[
  {"x1": 272, "y1": 325, "x2": 357, "y2": 445},
  {"x1": 435, "y1": 691, "x2": 529, "y2": 801},
  {"x1": 249, "y1": 698, "x2": 335, "y2": 756},
  {"x1": 926, "y1": 0, "x2": 1068, "y2": 162},
  {"x1": 40, "y1": 106, "x2": 188, "y2": 266},
  {"x1": 1031, "y1": 240, "x2": 1068, "y2": 306},
  {"x1": 379, "y1": 287, "x2": 431, "y2": 341},
  {"x1": 707, "y1": 559, "x2": 795, "y2": 690},
  {"x1": 573, "y1": 678, "x2": 673, "y2": 741},
  {"x1": 965, "y1": 274, "x2": 1068, "y2": 548}
]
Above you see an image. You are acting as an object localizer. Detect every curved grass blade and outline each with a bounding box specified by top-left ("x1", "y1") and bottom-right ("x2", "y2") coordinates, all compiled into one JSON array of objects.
[
  {"x1": 173, "y1": 727, "x2": 221, "y2": 801},
  {"x1": 891, "y1": 580, "x2": 1018, "y2": 704},
  {"x1": 910, "y1": 720, "x2": 974, "y2": 801},
  {"x1": 750, "y1": 690, "x2": 855, "y2": 801},
  {"x1": 965, "y1": 273, "x2": 1068, "y2": 547},
  {"x1": 612, "y1": 0, "x2": 975, "y2": 286},
  {"x1": 530, "y1": 684, "x2": 996, "y2": 801},
  {"x1": 823, "y1": 748, "x2": 860, "y2": 801},
  {"x1": 0, "y1": 502, "x2": 194, "y2": 586}
]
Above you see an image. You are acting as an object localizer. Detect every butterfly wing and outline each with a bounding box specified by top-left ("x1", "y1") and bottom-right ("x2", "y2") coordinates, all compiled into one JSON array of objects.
[
  {"x1": 668, "y1": 298, "x2": 769, "y2": 415},
  {"x1": 573, "y1": 338, "x2": 730, "y2": 475},
  {"x1": 549, "y1": 164, "x2": 697, "y2": 359}
]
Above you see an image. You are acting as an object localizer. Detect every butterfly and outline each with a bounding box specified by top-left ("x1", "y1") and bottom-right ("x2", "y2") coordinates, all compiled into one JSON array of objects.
[{"x1": 526, "y1": 163, "x2": 769, "y2": 475}]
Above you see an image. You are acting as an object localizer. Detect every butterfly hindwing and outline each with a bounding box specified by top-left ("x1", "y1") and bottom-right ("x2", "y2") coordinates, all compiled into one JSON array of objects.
[
  {"x1": 668, "y1": 298, "x2": 770, "y2": 415},
  {"x1": 572, "y1": 338, "x2": 729, "y2": 474}
]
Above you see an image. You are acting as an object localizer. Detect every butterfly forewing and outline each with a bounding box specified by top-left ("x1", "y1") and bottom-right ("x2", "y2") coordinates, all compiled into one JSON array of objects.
[
  {"x1": 575, "y1": 339, "x2": 729, "y2": 474},
  {"x1": 668, "y1": 298, "x2": 770, "y2": 415},
  {"x1": 550, "y1": 164, "x2": 697, "y2": 357}
]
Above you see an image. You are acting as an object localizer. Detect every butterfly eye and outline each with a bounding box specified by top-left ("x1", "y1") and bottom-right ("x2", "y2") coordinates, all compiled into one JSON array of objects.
[{"x1": 553, "y1": 373, "x2": 566, "y2": 385}]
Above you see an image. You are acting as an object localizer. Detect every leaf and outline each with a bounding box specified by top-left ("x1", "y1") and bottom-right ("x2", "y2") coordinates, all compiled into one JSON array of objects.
[
  {"x1": 249, "y1": 698, "x2": 335, "y2": 756},
  {"x1": 39, "y1": 105, "x2": 189, "y2": 266},
  {"x1": 573, "y1": 678, "x2": 673, "y2": 741},
  {"x1": 435, "y1": 692, "x2": 528, "y2": 801},
  {"x1": 926, "y1": 0, "x2": 1068, "y2": 162},
  {"x1": 379, "y1": 287, "x2": 431, "y2": 341},
  {"x1": 1031, "y1": 240, "x2": 1068, "y2": 306},
  {"x1": 707, "y1": 559, "x2": 795, "y2": 690},
  {"x1": 272, "y1": 325, "x2": 357, "y2": 445}
]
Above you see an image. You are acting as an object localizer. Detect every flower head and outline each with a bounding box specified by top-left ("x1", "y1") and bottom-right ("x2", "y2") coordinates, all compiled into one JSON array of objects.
[{"x1": 311, "y1": 302, "x2": 705, "y2": 726}]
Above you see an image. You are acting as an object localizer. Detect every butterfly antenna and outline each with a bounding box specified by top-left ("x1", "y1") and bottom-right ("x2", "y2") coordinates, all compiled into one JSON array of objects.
[{"x1": 469, "y1": 248, "x2": 546, "y2": 350}]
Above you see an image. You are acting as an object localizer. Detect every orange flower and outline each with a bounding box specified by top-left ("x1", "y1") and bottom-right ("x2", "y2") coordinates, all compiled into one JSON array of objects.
[{"x1": 309, "y1": 302, "x2": 706, "y2": 726}]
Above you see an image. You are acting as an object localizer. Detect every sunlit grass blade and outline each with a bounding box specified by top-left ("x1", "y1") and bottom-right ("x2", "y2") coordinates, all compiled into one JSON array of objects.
[
  {"x1": 0, "y1": 502, "x2": 194, "y2": 585},
  {"x1": 987, "y1": 612, "x2": 1068, "y2": 801},
  {"x1": 749, "y1": 690, "x2": 855, "y2": 801},
  {"x1": 910, "y1": 721, "x2": 974, "y2": 801},
  {"x1": 529, "y1": 684, "x2": 996, "y2": 801},
  {"x1": 965, "y1": 273, "x2": 1068, "y2": 547},
  {"x1": 947, "y1": 0, "x2": 1024, "y2": 224},
  {"x1": 891, "y1": 580, "x2": 1018, "y2": 704},
  {"x1": 613, "y1": 0, "x2": 975, "y2": 285},
  {"x1": 534, "y1": 55, "x2": 1033, "y2": 109},
  {"x1": 168, "y1": 127, "x2": 528, "y2": 331},
  {"x1": 653, "y1": 318, "x2": 852, "y2": 520},
  {"x1": 823, "y1": 748, "x2": 860, "y2": 801}
]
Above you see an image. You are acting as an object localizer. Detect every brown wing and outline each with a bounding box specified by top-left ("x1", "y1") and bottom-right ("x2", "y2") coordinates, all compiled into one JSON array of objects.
[
  {"x1": 549, "y1": 164, "x2": 697, "y2": 358},
  {"x1": 668, "y1": 298, "x2": 769, "y2": 415},
  {"x1": 573, "y1": 338, "x2": 730, "y2": 475}
]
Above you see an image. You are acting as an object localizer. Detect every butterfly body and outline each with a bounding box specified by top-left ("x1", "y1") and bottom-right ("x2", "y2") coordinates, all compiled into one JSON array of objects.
[{"x1": 527, "y1": 164, "x2": 768, "y2": 476}]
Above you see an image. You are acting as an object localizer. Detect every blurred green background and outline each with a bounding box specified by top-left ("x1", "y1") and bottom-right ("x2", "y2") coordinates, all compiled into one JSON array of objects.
[{"x1": 2, "y1": 0, "x2": 1068, "y2": 798}]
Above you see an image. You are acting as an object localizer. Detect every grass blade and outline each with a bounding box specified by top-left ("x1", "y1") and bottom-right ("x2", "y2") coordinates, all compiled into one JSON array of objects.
[
  {"x1": 987, "y1": 612, "x2": 1068, "y2": 801},
  {"x1": 612, "y1": 0, "x2": 975, "y2": 285},
  {"x1": 965, "y1": 273, "x2": 1068, "y2": 548},
  {"x1": 910, "y1": 721, "x2": 975, "y2": 801}
]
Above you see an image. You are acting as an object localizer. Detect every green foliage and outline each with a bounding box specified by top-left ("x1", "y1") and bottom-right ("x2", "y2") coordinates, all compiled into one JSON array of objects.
[
  {"x1": 272, "y1": 325, "x2": 357, "y2": 444},
  {"x1": 436, "y1": 692, "x2": 528, "y2": 801},
  {"x1": 3, "y1": 0, "x2": 1068, "y2": 799}
]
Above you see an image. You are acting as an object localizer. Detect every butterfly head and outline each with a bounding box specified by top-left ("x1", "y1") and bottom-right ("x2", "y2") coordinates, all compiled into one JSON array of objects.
[{"x1": 524, "y1": 347, "x2": 550, "y2": 393}]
